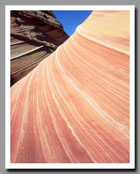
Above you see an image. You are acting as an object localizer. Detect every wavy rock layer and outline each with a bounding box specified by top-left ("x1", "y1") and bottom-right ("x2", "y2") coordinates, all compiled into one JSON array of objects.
[
  {"x1": 11, "y1": 11, "x2": 130, "y2": 163},
  {"x1": 11, "y1": 11, "x2": 69, "y2": 86}
]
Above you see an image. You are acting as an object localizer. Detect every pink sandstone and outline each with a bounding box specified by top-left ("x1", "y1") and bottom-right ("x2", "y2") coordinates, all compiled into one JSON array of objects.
[{"x1": 11, "y1": 11, "x2": 130, "y2": 163}]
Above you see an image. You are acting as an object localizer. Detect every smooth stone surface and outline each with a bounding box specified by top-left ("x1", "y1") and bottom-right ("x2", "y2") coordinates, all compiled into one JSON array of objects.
[{"x1": 11, "y1": 11, "x2": 130, "y2": 163}]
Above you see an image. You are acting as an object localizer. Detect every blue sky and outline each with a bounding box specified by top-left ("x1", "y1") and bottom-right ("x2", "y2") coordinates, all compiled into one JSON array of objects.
[{"x1": 53, "y1": 10, "x2": 92, "y2": 36}]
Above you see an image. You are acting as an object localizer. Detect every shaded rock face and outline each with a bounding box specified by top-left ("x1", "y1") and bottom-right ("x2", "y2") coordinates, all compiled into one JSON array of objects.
[
  {"x1": 11, "y1": 10, "x2": 69, "y2": 86},
  {"x1": 11, "y1": 11, "x2": 130, "y2": 163}
]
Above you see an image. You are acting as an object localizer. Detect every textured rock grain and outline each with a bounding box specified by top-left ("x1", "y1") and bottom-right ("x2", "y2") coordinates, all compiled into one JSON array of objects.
[
  {"x1": 11, "y1": 11, "x2": 130, "y2": 163},
  {"x1": 11, "y1": 10, "x2": 69, "y2": 85}
]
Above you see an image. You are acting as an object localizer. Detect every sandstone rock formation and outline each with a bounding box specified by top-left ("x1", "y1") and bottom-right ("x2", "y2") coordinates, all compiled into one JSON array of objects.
[
  {"x1": 11, "y1": 11, "x2": 130, "y2": 163},
  {"x1": 11, "y1": 10, "x2": 69, "y2": 86}
]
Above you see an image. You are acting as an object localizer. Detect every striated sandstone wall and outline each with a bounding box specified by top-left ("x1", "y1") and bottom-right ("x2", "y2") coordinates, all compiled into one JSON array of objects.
[
  {"x1": 11, "y1": 11, "x2": 130, "y2": 163},
  {"x1": 10, "y1": 10, "x2": 69, "y2": 86}
]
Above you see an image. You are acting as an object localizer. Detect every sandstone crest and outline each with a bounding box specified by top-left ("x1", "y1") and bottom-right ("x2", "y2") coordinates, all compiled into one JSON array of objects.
[{"x1": 11, "y1": 11, "x2": 130, "y2": 163}]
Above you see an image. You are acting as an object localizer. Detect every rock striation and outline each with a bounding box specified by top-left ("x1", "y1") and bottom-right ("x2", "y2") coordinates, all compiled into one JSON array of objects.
[
  {"x1": 11, "y1": 11, "x2": 130, "y2": 163},
  {"x1": 10, "y1": 10, "x2": 69, "y2": 86}
]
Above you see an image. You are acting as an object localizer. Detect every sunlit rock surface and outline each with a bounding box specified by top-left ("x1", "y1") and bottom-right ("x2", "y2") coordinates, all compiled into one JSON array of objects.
[
  {"x1": 11, "y1": 11, "x2": 130, "y2": 163},
  {"x1": 11, "y1": 11, "x2": 69, "y2": 86}
]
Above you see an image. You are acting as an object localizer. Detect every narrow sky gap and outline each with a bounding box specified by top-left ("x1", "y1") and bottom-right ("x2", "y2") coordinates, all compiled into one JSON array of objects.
[{"x1": 53, "y1": 10, "x2": 92, "y2": 36}]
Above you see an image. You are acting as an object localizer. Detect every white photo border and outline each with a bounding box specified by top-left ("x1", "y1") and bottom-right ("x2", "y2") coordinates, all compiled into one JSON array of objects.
[{"x1": 5, "y1": 5, "x2": 135, "y2": 169}]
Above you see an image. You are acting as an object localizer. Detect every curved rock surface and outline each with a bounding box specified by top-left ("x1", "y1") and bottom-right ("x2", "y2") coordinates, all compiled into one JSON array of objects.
[
  {"x1": 11, "y1": 11, "x2": 130, "y2": 163},
  {"x1": 11, "y1": 10, "x2": 69, "y2": 86}
]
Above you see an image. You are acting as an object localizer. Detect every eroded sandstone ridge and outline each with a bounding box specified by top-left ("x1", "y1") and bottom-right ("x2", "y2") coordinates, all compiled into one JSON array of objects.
[
  {"x1": 11, "y1": 10, "x2": 69, "y2": 85},
  {"x1": 11, "y1": 11, "x2": 130, "y2": 163}
]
